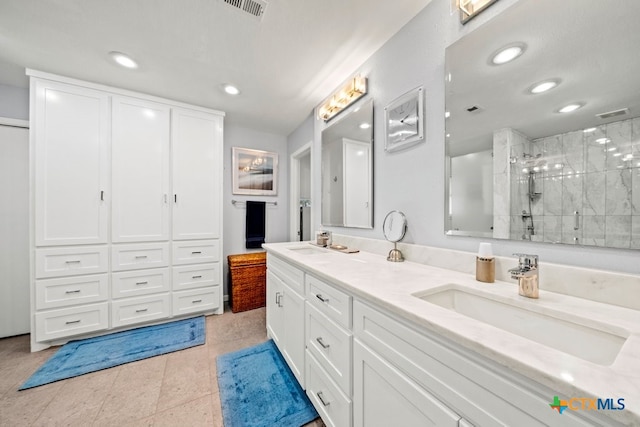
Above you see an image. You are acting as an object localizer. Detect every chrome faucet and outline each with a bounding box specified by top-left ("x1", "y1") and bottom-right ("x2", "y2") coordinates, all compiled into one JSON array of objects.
[{"x1": 508, "y1": 253, "x2": 539, "y2": 299}]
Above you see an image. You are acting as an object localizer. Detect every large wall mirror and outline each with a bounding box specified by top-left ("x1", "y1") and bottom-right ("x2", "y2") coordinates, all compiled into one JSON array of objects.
[
  {"x1": 445, "y1": 0, "x2": 640, "y2": 250},
  {"x1": 321, "y1": 98, "x2": 373, "y2": 228}
]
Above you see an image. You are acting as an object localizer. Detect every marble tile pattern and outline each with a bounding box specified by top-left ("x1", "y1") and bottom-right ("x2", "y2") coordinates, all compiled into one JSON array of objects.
[
  {"x1": 507, "y1": 117, "x2": 640, "y2": 248},
  {"x1": 265, "y1": 240, "x2": 640, "y2": 426},
  {"x1": 0, "y1": 308, "x2": 326, "y2": 427}
]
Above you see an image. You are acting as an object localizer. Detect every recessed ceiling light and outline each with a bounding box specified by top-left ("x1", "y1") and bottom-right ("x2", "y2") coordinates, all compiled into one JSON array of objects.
[
  {"x1": 221, "y1": 84, "x2": 240, "y2": 95},
  {"x1": 583, "y1": 127, "x2": 597, "y2": 133},
  {"x1": 529, "y1": 79, "x2": 559, "y2": 94},
  {"x1": 490, "y1": 43, "x2": 526, "y2": 65},
  {"x1": 109, "y1": 51, "x2": 138, "y2": 69},
  {"x1": 558, "y1": 103, "x2": 583, "y2": 113},
  {"x1": 596, "y1": 137, "x2": 610, "y2": 144},
  {"x1": 359, "y1": 122, "x2": 370, "y2": 129}
]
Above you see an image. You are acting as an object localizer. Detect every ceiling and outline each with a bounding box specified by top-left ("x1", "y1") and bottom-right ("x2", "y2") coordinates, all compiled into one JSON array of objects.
[{"x1": 0, "y1": 0, "x2": 434, "y2": 135}]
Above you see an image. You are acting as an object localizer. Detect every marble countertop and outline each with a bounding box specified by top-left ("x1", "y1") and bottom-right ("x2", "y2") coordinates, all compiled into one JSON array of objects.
[{"x1": 263, "y1": 242, "x2": 640, "y2": 425}]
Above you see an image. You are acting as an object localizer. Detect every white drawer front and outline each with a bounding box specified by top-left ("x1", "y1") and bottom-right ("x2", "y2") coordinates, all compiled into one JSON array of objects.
[
  {"x1": 172, "y1": 240, "x2": 220, "y2": 265},
  {"x1": 35, "y1": 246, "x2": 108, "y2": 279},
  {"x1": 306, "y1": 352, "x2": 352, "y2": 427},
  {"x1": 306, "y1": 302, "x2": 352, "y2": 395},
  {"x1": 36, "y1": 274, "x2": 108, "y2": 310},
  {"x1": 112, "y1": 268, "x2": 171, "y2": 299},
  {"x1": 172, "y1": 263, "x2": 220, "y2": 291},
  {"x1": 111, "y1": 293, "x2": 171, "y2": 328},
  {"x1": 267, "y1": 254, "x2": 304, "y2": 295},
  {"x1": 34, "y1": 302, "x2": 108, "y2": 342},
  {"x1": 111, "y1": 243, "x2": 170, "y2": 271},
  {"x1": 172, "y1": 287, "x2": 220, "y2": 316},
  {"x1": 306, "y1": 274, "x2": 352, "y2": 329}
]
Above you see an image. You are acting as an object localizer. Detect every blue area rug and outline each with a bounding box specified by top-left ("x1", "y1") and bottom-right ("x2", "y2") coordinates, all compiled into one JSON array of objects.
[
  {"x1": 19, "y1": 316, "x2": 205, "y2": 390},
  {"x1": 217, "y1": 340, "x2": 318, "y2": 427}
]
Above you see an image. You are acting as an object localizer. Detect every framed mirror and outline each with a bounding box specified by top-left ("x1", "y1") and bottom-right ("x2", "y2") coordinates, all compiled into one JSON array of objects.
[
  {"x1": 445, "y1": 0, "x2": 640, "y2": 249},
  {"x1": 321, "y1": 98, "x2": 373, "y2": 228}
]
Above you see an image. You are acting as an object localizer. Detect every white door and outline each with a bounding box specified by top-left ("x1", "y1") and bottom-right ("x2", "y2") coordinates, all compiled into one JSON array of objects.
[
  {"x1": 343, "y1": 139, "x2": 371, "y2": 227},
  {"x1": 266, "y1": 271, "x2": 284, "y2": 345},
  {"x1": 282, "y1": 285, "x2": 306, "y2": 386},
  {"x1": 112, "y1": 96, "x2": 170, "y2": 242},
  {"x1": 33, "y1": 80, "x2": 109, "y2": 246},
  {"x1": 0, "y1": 122, "x2": 30, "y2": 337},
  {"x1": 172, "y1": 108, "x2": 222, "y2": 240}
]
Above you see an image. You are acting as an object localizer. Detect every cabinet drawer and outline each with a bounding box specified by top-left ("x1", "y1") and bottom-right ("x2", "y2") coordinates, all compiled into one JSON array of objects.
[
  {"x1": 35, "y1": 246, "x2": 108, "y2": 279},
  {"x1": 172, "y1": 287, "x2": 220, "y2": 316},
  {"x1": 111, "y1": 243, "x2": 170, "y2": 271},
  {"x1": 267, "y1": 254, "x2": 304, "y2": 295},
  {"x1": 172, "y1": 263, "x2": 219, "y2": 291},
  {"x1": 111, "y1": 293, "x2": 171, "y2": 328},
  {"x1": 306, "y1": 352, "x2": 352, "y2": 427},
  {"x1": 306, "y1": 302, "x2": 352, "y2": 395},
  {"x1": 112, "y1": 268, "x2": 171, "y2": 299},
  {"x1": 36, "y1": 274, "x2": 108, "y2": 310},
  {"x1": 34, "y1": 302, "x2": 108, "y2": 342},
  {"x1": 172, "y1": 240, "x2": 220, "y2": 265},
  {"x1": 306, "y1": 274, "x2": 352, "y2": 329}
]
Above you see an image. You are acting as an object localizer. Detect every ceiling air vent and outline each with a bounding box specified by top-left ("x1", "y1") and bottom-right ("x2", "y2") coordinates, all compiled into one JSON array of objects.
[
  {"x1": 596, "y1": 108, "x2": 629, "y2": 120},
  {"x1": 222, "y1": 0, "x2": 267, "y2": 20}
]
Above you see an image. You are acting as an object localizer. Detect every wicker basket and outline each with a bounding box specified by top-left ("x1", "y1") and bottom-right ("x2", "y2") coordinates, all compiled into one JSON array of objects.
[{"x1": 227, "y1": 252, "x2": 267, "y2": 313}]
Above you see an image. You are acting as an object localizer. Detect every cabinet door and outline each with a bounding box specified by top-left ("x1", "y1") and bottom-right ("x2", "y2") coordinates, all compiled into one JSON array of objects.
[
  {"x1": 112, "y1": 96, "x2": 170, "y2": 242},
  {"x1": 266, "y1": 271, "x2": 284, "y2": 345},
  {"x1": 353, "y1": 340, "x2": 460, "y2": 427},
  {"x1": 172, "y1": 108, "x2": 222, "y2": 240},
  {"x1": 282, "y1": 284, "x2": 306, "y2": 387},
  {"x1": 33, "y1": 79, "x2": 109, "y2": 246}
]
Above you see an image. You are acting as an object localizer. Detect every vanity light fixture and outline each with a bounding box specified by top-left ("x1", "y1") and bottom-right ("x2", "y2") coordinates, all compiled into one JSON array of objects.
[
  {"x1": 459, "y1": 0, "x2": 499, "y2": 24},
  {"x1": 221, "y1": 84, "x2": 241, "y2": 95},
  {"x1": 109, "y1": 51, "x2": 138, "y2": 69},
  {"x1": 318, "y1": 74, "x2": 368, "y2": 122},
  {"x1": 490, "y1": 43, "x2": 526, "y2": 65},
  {"x1": 529, "y1": 79, "x2": 559, "y2": 94},
  {"x1": 596, "y1": 137, "x2": 610, "y2": 145},
  {"x1": 558, "y1": 103, "x2": 583, "y2": 113}
]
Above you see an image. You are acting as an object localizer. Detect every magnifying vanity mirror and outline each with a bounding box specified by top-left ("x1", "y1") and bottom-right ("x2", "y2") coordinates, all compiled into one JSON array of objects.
[
  {"x1": 321, "y1": 99, "x2": 373, "y2": 228},
  {"x1": 383, "y1": 210, "x2": 407, "y2": 262},
  {"x1": 445, "y1": 0, "x2": 640, "y2": 250}
]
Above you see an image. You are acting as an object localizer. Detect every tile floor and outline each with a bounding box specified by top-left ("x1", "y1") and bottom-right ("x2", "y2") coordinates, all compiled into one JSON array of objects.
[{"x1": 0, "y1": 307, "x2": 325, "y2": 427}]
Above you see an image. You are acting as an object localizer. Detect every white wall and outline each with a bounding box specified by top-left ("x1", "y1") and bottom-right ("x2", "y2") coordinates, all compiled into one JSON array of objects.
[
  {"x1": 223, "y1": 124, "x2": 289, "y2": 296},
  {"x1": 0, "y1": 84, "x2": 29, "y2": 120},
  {"x1": 292, "y1": 0, "x2": 639, "y2": 275}
]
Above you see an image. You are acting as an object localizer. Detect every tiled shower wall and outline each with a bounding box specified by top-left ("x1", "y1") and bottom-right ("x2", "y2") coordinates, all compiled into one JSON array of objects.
[{"x1": 508, "y1": 117, "x2": 640, "y2": 248}]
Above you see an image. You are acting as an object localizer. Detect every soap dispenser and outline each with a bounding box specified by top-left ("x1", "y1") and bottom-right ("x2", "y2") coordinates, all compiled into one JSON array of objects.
[{"x1": 476, "y1": 242, "x2": 495, "y2": 283}]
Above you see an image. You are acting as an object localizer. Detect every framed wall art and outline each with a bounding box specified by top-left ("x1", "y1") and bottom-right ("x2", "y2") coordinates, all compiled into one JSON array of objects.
[
  {"x1": 384, "y1": 86, "x2": 424, "y2": 152},
  {"x1": 232, "y1": 147, "x2": 279, "y2": 196}
]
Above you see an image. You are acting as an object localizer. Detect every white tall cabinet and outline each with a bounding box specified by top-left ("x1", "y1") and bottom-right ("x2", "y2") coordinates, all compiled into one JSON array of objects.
[{"x1": 28, "y1": 70, "x2": 224, "y2": 351}]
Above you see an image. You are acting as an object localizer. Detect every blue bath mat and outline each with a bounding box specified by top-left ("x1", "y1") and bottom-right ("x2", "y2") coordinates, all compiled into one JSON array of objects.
[
  {"x1": 19, "y1": 316, "x2": 205, "y2": 390},
  {"x1": 216, "y1": 340, "x2": 318, "y2": 427}
]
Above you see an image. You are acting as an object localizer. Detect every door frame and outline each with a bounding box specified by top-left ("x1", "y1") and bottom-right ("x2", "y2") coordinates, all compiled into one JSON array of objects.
[{"x1": 289, "y1": 142, "x2": 314, "y2": 241}]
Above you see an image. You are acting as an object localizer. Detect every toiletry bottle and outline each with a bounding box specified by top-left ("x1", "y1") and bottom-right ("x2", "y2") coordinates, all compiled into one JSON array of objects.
[{"x1": 476, "y1": 242, "x2": 495, "y2": 283}]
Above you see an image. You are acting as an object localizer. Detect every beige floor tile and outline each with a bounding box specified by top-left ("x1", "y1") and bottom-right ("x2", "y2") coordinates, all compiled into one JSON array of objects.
[
  {"x1": 153, "y1": 394, "x2": 218, "y2": 427},
  {"x1": 156, "y1": 344, "x2": 212, "y2": 412},
  {"x1": 0, "y1": 381, "x2": 64, "y2": 426}
]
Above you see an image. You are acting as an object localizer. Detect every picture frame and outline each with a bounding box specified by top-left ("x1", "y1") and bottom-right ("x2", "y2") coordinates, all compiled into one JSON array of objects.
[
  {"x1": 384, "y1": 86, "x2": 424, "y2": 152},
  {"x1": 232, "y1": 147, "x2": 278, "y2": 196}
]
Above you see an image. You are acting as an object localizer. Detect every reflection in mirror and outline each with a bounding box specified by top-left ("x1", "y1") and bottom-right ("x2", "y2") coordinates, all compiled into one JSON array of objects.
[
  {"x1": 321, "y1": 98, "x2": 373, "y2": 228},
  {"x1": 444, "y1": 0, "x2": 640, "y2": 249}
]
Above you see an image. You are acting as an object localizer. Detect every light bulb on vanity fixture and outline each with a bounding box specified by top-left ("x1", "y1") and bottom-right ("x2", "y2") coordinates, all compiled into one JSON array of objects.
[{"x1": 459, "y1": 0, "x2": 499, "y2": 23}]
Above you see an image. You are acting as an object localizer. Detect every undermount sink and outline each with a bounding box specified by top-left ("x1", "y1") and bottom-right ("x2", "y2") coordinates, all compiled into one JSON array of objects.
[
  {"x1": 286, "y1": 246, "x2": 327, "y2": 255},
  {"x1": 412, "y1": 285, "x2": 628, "y2": 366}
]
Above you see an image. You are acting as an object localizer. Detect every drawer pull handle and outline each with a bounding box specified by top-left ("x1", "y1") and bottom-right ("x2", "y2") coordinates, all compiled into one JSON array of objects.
[
  {"x1": 316, "y1": 337, "x2": 330, "y2": 349},
  {"x1": 65, "y1": 260, "x2": 81, "y2": 264},
  {"x1": 65, "y1": 289, "x2": 81, "y2": 294},
  {"x1": 315, "y1": 294, "x2": 329, "y2": 303},
  {"x1": 135, "y1": 255, "x2": 148, "y2": 259},
  {"x1": 192, "y1": 299, "x2": 202, "y2": 304},
  {"x1": 275, "y1": 292, "x2": 283, "y2": 307},
  {"x1": 191, "y1": 251, "x2": 202, "y2": 255},
  {"x1": 135, "y1": 281, "x2": 148, "y2": 285},
  {"x1": 65, "y1": 319, "x2": 81, "y2": 325},
  {"x1": 135, "y1": 308, "x2": 148, "y2": 313},
  {"x1": 192, "y1": 275, "x2": 202, "y2": 279},
  {"x1": 317, "y1": 391, "x2": 331, "y2": 407}
]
